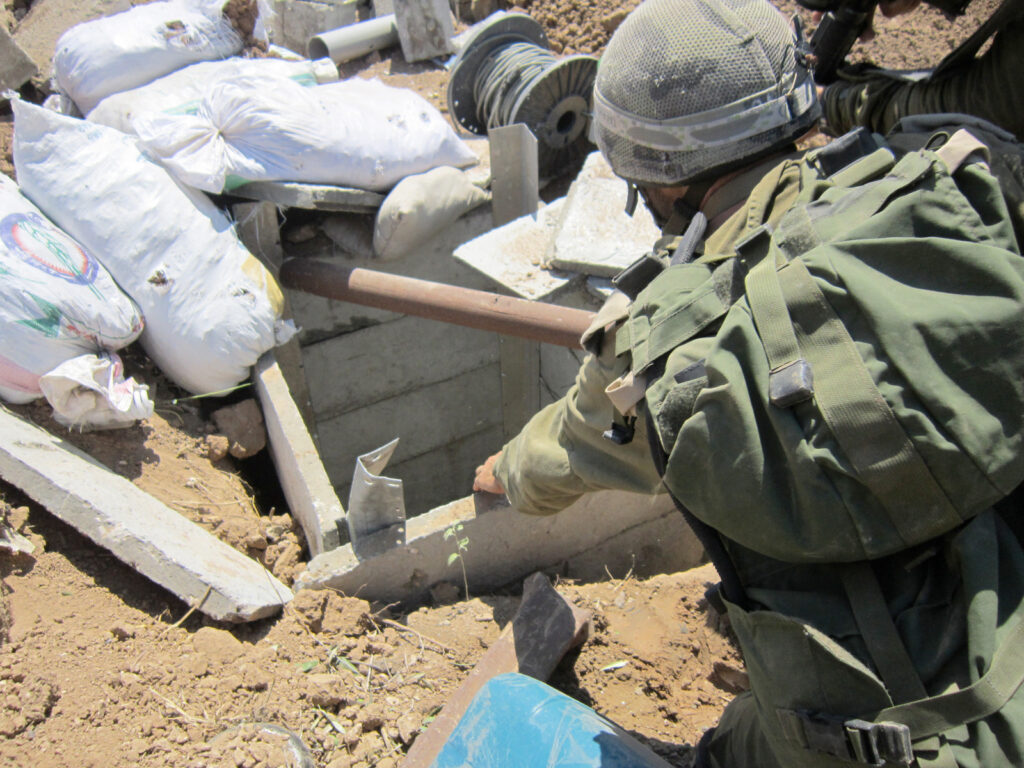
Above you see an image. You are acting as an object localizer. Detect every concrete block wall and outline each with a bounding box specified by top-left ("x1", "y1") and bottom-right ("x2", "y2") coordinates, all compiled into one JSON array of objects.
[
  {"x1": 286, "y1": 205, "x2": 605, "y2": 519},
  {"x1": 286, "y1": 207, "x2": 503, "y2": 517}
]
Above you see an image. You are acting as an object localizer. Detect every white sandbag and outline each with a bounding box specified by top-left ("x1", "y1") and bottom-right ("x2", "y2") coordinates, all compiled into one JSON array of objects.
[
  {"x1": 12, "y1": 99, "x2": 292, "y2": 396},
  {"x1": 87, "y1": 56, "x2": 339, "y2": 134},
  {"x1": 0, "y1": 173, "x2": 143, "y2": 404},
  {"x1": 53, "y1": 0, "x2": 247, "y2": 114},
  {"x1": 133, "y1": 75, "x2": 477, "y2": 193},
  {"x1": 39, "y1": 352, "x2": 155, "y2": 431},
  {"x1": 373, "y1": 166, "x2": 490, "y2": 260}
]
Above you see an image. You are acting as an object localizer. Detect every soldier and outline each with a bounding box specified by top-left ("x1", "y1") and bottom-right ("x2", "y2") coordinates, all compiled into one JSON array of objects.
[
  {"x1": 474, "y1": 0, "x2": 1024, "y2": 766},
  {"x1": 819, "y1": 0, "x2": 1024, "y2": 139}
]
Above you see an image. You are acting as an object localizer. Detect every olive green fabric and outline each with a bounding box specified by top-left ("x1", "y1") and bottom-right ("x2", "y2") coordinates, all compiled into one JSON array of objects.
[
  {"x1": 496, "y1": 125, "x2": 1024, "y2": 767},
  {"x1": 644, "y1": 142, "x2": 1024, "y2": 562},
  {"x1": 720, "y1": 510, "x2": 1024, "y2": 768},
  {"x1": 822, "y1": 17, "x2": 1024, "y2": 140}
]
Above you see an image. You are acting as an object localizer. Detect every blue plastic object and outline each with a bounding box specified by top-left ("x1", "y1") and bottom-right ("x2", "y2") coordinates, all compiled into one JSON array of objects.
[{"x1": 429, "y1": 672, "x2": 671, "y2": 768}]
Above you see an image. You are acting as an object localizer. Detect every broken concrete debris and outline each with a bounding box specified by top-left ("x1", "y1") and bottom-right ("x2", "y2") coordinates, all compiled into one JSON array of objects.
[
  {"x1": 212, "y1": 398, "x2": 268, "y2": 460},
  {"x1": 0, "y1": 407, "x2": 292, "y2": 622},
  {"x1": 0, "y1": 25, "x2": 37, "y2": 94}
]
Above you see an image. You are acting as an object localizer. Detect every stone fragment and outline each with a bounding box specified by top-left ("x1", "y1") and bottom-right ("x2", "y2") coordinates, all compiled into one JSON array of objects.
[{"x1": 212, "y1": 399, "x2": 267, "y2": 459}]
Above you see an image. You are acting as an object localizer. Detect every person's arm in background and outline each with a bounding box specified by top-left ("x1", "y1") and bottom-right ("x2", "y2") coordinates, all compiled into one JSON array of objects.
[
  {"x1": 821, "y1": 1, "x2": 1024, "y2": 139},
  {"x1": 473, "y1": 324, "x2": 664, "y2": 516}
]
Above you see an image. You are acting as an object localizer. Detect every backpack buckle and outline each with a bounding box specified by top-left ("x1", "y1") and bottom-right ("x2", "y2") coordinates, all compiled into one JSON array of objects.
[
  {"x1": 777, "y1": 710, "x2": 913, "y2": 766},
  {"x1": 844, "y1": 719, "x2": 914, "y2": 766},
  {"x1": 769, "y1": 359, "x2": 814, "y2": 408}
]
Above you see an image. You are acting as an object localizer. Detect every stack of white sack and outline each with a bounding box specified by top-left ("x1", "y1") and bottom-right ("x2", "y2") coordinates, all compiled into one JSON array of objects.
[
  {"x1": 87, "y1": 56, "x2": 339, "y2": 134},
  {"x1": 132, "y1": 74, "x2": 478, "y2": 193},
  {"x1": 0, "y1": 173, "x2": 151, "y2": 428},
  {"x1": 12, "y1": 98, "x2": 293, "y2": 396},
  {"x1": 53, "y1": 0, "x2": 269, "y2": 115}
]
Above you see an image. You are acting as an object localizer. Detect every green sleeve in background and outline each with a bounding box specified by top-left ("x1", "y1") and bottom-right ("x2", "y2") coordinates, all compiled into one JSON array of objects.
[
  {"x1": 493, "y1": 329, "x2": 665, "y2": 516},
  {"x1": 822, "y1": 18, "x2": 1024, "y2": 140}
]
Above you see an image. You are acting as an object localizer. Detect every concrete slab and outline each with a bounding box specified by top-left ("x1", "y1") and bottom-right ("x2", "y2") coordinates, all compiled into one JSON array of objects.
[
  {"x1": 393, "y1": 0, "x2": 454, "y2": 63},
  {"x1": 0, "y1": 406, "x2": 292, "y2": 621},
  {"x1": 295, "y1": 489, "x2": 704, "y2": 603},
  {"x1": 269, "y1": 0, "x2": 360, "y2": 56},
  {"x1": 547, "y1": 151, "x2": 659, "y2": 278},
  {"x1": 0, "y1": 26, "x2": 37, "y2": 93},
  {"x1": 453, "y1": 199, "x2": 577, "y2": 301},
  {"x1": 231, "y1": 181, "x2": 384, "y2": 213},
  {"x1": 254, "y1": 353, "x2": 346, "y2": 556}
]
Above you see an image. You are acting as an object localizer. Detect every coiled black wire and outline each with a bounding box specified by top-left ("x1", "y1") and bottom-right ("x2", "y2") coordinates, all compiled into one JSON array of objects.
[{"x1": 472, "y1": 42, "x2": 560, "y2": 131}]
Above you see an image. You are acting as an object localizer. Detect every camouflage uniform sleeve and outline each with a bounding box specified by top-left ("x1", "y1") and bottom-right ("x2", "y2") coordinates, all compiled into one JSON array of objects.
[
  {"x1": 822, "y1": 18, "x2": 1024, "y2": 140},
  {"x1": 492, "y1": 326, "x2": 664, "y2": 516}
]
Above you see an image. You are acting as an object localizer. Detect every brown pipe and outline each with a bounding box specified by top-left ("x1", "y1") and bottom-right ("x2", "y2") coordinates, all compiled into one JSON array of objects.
[{"x1": 280, "y1": 258, "x2": 595, "y2": 349}]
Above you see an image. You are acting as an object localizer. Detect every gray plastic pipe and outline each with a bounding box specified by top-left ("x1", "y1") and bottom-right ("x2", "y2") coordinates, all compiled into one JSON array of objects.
[{"x1": 307, "y1": 14, "x2": 399, "y2": 63}]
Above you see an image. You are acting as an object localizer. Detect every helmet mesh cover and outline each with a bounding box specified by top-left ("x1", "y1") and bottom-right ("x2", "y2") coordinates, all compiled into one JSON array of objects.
[{"x1": 594, "y1": 0, "x2": 820, "y2": 185}]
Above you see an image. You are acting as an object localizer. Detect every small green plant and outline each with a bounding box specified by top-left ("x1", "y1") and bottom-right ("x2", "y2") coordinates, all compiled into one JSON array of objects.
[{"x1": 443, "y1": 522, "x2": 470, "y2": 599}]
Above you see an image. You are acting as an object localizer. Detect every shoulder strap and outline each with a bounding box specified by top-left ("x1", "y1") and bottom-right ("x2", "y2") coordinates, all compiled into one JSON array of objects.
[{"x1": 932, "y1": 0, "x2": 1024, "y2": 78}]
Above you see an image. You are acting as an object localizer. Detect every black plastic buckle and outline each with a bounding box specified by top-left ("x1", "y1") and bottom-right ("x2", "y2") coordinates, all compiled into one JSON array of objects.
[
  {"x1": 603, "y1": 417, "x2": 636, "y2": 445},
  {"x1": 778, "y1": 710, "x2": 914, "y2": 767},
  {"x1": 768, "y1": 359, "x2": 814, "y2": 408},
  {"x1": 844, "y1": 719, "x2": 914, "y2": 767},
  {"x1": 611, "y1": 254, "x2": 665, "y2": 301}
]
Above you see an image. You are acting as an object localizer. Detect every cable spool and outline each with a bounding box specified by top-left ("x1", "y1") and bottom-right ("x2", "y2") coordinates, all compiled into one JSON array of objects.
[{"x1": 447, "y1": 12, "x2": 597, "y2": 178}]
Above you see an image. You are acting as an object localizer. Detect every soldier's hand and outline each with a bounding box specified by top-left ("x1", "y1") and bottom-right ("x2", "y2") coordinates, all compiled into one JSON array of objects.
[{"x1": 473, "y1": 451, "x2": 506, "y2": 495}]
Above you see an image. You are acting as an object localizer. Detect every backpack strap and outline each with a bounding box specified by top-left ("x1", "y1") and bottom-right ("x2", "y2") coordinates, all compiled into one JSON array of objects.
[
  {"x1": 932, "y1": 0, "x2": 1024, "y2": 79},
  {"x1": 745, "y1": 241, "x2": 965, "y2": 547}
]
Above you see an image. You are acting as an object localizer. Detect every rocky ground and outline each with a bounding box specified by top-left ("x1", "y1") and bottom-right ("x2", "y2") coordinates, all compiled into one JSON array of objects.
[{"x1": 0, "y1": 0, "x2": 999, "y2": 766}]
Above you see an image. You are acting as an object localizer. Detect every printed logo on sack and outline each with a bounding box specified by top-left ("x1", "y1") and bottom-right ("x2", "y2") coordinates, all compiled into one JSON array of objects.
[{"x1": 1, "y1": 212, "x2": 98, "y2": 285}]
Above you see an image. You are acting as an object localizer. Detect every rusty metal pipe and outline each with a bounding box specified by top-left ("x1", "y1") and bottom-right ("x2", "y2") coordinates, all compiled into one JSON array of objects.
[{"x1": 280, "y1": 258, "x2": 595, "y2": 349}]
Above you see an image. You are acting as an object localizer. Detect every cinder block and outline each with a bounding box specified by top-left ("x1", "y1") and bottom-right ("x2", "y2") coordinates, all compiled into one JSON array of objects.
[
  {"x1": 393, "y1": 0, "x2": 453, "y2": 63},
  {"x1": 270, "y1": 0, "x2": 360, "y2": 56},
  {"x1": 302, "y1": 314, "x2": 498, "y2": 421},
  {"x1": 316, "y1": 362, "x2": 502, "y2": 488}
]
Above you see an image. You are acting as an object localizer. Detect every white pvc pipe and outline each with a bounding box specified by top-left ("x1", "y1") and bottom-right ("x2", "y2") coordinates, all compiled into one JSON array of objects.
[{"x1": 308, "y1": 15, "x2": 399, "y2": 63}]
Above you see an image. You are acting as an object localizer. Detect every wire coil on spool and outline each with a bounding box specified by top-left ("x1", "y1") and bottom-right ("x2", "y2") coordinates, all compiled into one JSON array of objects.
[{"x1": 447, "y1": 12, "x2": 597, "y2": 177}]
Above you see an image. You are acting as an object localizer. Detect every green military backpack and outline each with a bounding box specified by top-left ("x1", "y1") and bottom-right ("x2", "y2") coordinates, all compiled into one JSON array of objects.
[
  {"x1": 618, "y1": 116, "x2": 1024, "y2": 564},
  {"x1": 609, "y1": 115, "x2": 1024, "y2": 767}
]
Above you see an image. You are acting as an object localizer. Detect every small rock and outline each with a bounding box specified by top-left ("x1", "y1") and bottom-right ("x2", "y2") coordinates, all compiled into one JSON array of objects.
[
  {"x1": 710, "y1": 661, "x2": 749, "y2": 693},
  {"x1": 325, "y1": 756, "x2": 351, "y2": 768},
  {"x1": 205, "y1": 434, "x2": 230, "y2": 461},
  {"x1": 283, "y1": 223, "x2": 318, "y2": 244},
  {"x1": 212, "y1": 399, "x2": 267, "y2": 459},
  {"x1": 396, "y1": 712, "x2": 420, "y2": 745},
  {"x1": 243, "y1": 533, "x2": 268, "y2": 551},
  {"x1": 191, "y1": 626, "x2": 245, "y2": 665},
  {"x1": 429, "y1": 581, "x2": 460, "y2": 605},
  {"x1": 110, "y1": 625, "x2": 134, "y2": 641},
  {"x1": 289, "y1": 589, "x2": 328, "y2": 632},
  {"x1": 359, "y1": 703, "x2": 385, "y2": 733}
]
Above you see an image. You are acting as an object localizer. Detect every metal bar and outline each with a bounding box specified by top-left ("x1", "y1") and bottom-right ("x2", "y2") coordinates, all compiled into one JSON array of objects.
[{"x1": 279, "y1": 258, "x2": 595, "y2": 349}]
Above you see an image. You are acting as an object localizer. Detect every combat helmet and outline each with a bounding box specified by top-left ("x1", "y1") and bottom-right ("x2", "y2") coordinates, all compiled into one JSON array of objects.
[{"x1": 592, "y1": 0, "x2": 821, "y2": 187}]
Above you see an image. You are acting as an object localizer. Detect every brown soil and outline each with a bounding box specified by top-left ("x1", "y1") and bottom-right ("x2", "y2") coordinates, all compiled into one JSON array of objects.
[{"x1": 0, "y1": 2, "x2": 998, "y2": 767}]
